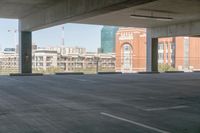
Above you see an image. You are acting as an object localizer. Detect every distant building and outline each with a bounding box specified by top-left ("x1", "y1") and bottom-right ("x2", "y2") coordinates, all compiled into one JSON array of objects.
[
  {"x1": 158, "y1": 37, "x2": 200, "y2": 71},
  {"x1": 97, "y1": 48, "x2": 102, "y2": 54},
  {"x1": 32, "y1": 47, "x2": 115, "y2": 72},
  {"x1": 115, "y1": 28, "x2": 146, "y2": 73},
  {"x1": 32, "y1": 44, "x2": 38, "y2": 52},
  {"x1": 16, "y1": 45, "x2": 19, "y2": 53},
  {"x1": 101, "y1": 26, "x2": 118, "y2": 53},
  {"x1": 57, "y1": 49, "x2": 115, "y2": 72},
  {"x1": 4, "y1": 48, "x2": 16, "y2": 54},
  {"x1": 115, "y1": 27, "x2": 200, "y2": 73},
  {"x1": 47, "y1": 47, "x2": 86, "y2": 55},
  {"x1": 16, "y1": 44, "x2": 37, "y2": 54},
  {"x1": 158, "y1": 38, "x2": 176, "y2": 67},
  {"x1": 2, "y1": 34, "x2": 200, "y2": 74},
  {"x1": 32, "y1": 50, "x2": 58, "y2": 71},
  {"x1": 187, "y1": 37, "x2": 200, "y2": 70},
  {"x1": 0, "y1": 51, "x2": 19, "y2": 73}
]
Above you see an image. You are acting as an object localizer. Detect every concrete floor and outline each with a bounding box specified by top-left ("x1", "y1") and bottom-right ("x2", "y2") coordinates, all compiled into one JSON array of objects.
[{"x1": 0, "y1": 73, "x2": 200, "y2": 133}]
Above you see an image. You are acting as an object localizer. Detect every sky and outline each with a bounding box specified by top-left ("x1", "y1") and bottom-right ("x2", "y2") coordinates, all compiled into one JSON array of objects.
[
  {"x1": 0, "y1": 19, "x2": 18, "y2": 51},
  {"x1": 0, "y1": 18, "x2": 103, "y2": 52}
]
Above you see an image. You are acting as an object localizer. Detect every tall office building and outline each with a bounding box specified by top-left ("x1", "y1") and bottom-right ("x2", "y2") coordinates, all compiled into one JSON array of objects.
[{"x1": 101, "y1": 26, "x2": 118, "y2": 53}]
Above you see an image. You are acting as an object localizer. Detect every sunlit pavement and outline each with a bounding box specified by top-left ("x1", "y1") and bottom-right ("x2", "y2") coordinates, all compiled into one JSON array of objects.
[{"x1": 0, "y1": 73, "x2": 200, "y2": 133}]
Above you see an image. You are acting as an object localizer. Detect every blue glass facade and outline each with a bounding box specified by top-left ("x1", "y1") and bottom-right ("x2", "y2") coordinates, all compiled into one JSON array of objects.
[{"x1": 101, "y1": 26, "x2": 118, "y2": 53}]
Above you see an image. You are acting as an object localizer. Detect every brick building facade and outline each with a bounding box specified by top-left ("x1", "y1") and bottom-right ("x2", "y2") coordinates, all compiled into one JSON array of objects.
[
  {"x1": 116, "y1": 27, "x2": 200, "y2": 73},
  {"x1": 115, "y1": 28, "x2": 146, "y2": 72},
  {"x1": 159, "y1": 37, "x2": 200, "y2": 71}
]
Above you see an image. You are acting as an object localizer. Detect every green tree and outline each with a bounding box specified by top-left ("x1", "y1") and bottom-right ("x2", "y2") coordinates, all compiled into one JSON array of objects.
[{"x1": 158, "y1": 64, "x2": 177, "y2": 72}]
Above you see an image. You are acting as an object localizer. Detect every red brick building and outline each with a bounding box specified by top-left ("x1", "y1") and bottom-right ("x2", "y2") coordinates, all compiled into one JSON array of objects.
[
  {"x1": 116, "y1": 28, "x2": 200, "y2": 72},
  {"x1": 188, "y1": 37, "x2": 200, "y2": 70},
  {"x1": 115, "y1": 28, "x2": 146, "y2": 72},
  {"x1": 159, "y1": 37, "x2": 200, "y2": 71}
]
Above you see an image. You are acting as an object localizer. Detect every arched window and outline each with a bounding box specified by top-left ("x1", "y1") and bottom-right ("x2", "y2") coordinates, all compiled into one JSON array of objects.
[{"x1": 121, "y1": 44, "x2": 133, "y2": 72}]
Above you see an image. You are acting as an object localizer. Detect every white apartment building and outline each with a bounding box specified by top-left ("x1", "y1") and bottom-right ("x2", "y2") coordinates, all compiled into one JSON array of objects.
[
  {"x1": 47, "y1": 47, "x2": 86, "y2": 55},
  {"x1": 0, "y1": 47, "x2": 116, "y2": 73},
  {"x1": 60, "y1": 52, "x2": 115, "y2": 72},
  {"x1": 0, "y1": 51, "x2": 19, "y2": 72},
  {"x1": 32, "y1": 50, "x2": 58, "y2": 71}
]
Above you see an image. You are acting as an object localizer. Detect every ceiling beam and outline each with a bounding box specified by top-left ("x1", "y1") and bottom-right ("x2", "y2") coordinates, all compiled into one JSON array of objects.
[
  {"x1": 20, "y1": 0, "x2": 157, "y2": 31},
  {"x1": 150, "y1": 20, "x2": 200, "y2": 38}
]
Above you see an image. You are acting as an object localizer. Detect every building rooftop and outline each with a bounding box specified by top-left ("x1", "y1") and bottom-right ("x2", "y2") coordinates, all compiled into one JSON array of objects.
[{"x1": 34, "y1": 50, "x2": 58, "y2": 54}]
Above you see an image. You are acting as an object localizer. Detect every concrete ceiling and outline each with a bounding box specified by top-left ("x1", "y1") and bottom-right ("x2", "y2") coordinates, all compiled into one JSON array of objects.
[
  {"x1": 0, "y1": 0, "x2": 57, "y2": 18},
  {"x1": 1, "y1": 0, "x2": 200, "y2": 31},
  {"x1": 75, "y1": 0, "x2": 200, "y2": 28}
]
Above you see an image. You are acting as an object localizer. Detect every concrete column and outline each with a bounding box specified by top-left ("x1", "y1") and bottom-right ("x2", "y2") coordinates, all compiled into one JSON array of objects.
[
  {"x1": 146, "y1": 28, "x2": 152, "y2": 71},
  {"x1": 146, "y1": 28, "x2": 158, "y2": 72},
  {"x1": 151, "y1": 38, "x2": 158, "y2": 72},
  {"x1": 19, "y1": 31, "x2": 32, "y2": 73}
]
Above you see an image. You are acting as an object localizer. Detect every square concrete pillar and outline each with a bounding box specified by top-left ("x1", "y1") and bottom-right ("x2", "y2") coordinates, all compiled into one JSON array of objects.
[
  {"x1": 19, "y1": 31, "x2": 32, "y2": 73},
  {"x1": 146, "y1": 29, "x2": 152, "y2": 71},
  {"x1": 151, "y1": 38, "x2": 158, "y2": 72},
  {"x1": 146, "y1": 28, "x2": 158, "y2": 72}
]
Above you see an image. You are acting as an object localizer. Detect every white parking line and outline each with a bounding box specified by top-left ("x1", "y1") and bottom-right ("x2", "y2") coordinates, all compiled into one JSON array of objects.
[
  {"x1": 65, "y1": 77, "x2": 98, "y2": 83},
  {"x1": 76, "y1": 79, "x2": 96, "y2": 82},
  {"x1": 144, "y1": 105, "x2": 189, "y2": 111},
  {"x1": 101, "y1": 112, "x2": 170, "y2": 133}
]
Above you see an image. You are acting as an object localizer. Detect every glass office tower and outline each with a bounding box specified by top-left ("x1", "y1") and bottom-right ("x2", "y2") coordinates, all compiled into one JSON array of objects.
[{"x1": 101, "y1": 26, "x2": 118, "y2": 53}]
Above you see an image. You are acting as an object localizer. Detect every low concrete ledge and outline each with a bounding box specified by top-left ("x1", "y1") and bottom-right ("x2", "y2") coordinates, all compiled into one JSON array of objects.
[
  {"x1": 165, "y1": 71, "x2": 184, "y2": 73},
  {"x1": 193, "y1": 71, "x2": 200, "y2": 73},
  {"x1": 137, "y1": 71, "x2": 160, "y2": 74},
  {"x1": 97, "y1": 72, "x2": 122, "y2": 74},
  {"x1": 55, "y1": 72, "x2": 84, "y2": 75},
  {"x1": 10, "y1": 73, "x2": 43, "y2": 76}
]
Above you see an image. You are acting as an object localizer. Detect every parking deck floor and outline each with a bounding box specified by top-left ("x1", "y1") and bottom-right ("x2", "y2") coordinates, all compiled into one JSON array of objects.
[{"x1": 0, "y1": 73, "x2": 200, "y2": 133}]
